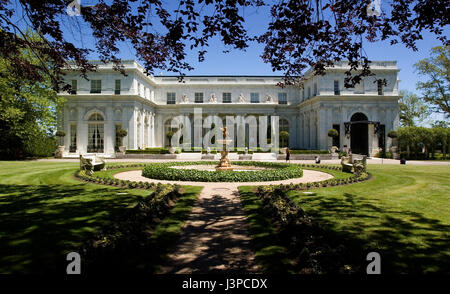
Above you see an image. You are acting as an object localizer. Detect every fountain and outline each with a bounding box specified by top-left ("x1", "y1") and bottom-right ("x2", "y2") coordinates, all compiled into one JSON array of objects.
[{"x1": 215, "y1": 126, "x2": 234, "y2": 171}]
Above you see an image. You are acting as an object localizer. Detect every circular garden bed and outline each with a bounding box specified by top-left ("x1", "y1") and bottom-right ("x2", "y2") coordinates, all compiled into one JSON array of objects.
[{"x1": 141, "y1": 161, "x2": 303, "y2": 182}]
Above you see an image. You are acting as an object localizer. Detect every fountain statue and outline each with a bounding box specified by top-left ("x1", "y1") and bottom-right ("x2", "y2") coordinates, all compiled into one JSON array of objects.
[{"x1": 215, "y1": 126, "x2": 234, "y2": 171}]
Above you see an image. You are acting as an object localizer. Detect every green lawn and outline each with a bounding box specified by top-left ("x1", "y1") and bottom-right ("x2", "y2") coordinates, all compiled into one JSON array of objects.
[
  {"x1": 240, "y1": 165, "x2": 450, "y2": 273},
  {"x1": 0, "y1": 161, "x2": 201, "y2": 274}
]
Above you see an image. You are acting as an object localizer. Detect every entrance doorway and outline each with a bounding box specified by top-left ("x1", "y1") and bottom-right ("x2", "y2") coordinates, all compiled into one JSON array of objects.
[{"x1": 350, "y1": 112, "x2": 368, "y2": 155}]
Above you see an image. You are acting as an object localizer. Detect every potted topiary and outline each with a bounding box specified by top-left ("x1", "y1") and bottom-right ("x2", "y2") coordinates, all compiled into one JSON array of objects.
[
  {"x1": 327, "y1": 128, "x2": 339, "y2": 152},
  {"x1": 55, "y1": 130, "x2": 66, "y2": 158},
  {"x1": 116, "y1": 128, "x2": 128, "y2": 153},
  {"x1": 166, "y1": 130, "x2": 175, "y2": 154},
  {"x1": 387, "y1": 130, "x2": 398, "y2": 157}
]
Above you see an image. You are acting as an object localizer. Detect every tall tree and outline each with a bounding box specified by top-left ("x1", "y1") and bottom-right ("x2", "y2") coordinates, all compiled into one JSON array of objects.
[
  {"x1": 0, "y1": 0, "x2": 448, "y2": 89},
  {"x1": 415, "y1": 46, "x2": 450, "y2": 118},
  {"x1": 398, "y1": 90, "x2": 429, "y2": 126},
  {"x1": 0, "y1": 30, "x2": 63, "y2": 158}
]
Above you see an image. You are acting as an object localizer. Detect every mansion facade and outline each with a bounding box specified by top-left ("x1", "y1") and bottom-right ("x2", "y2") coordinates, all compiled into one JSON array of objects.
[{"x1": 58, "y1": 60, "x2": 400, "y2": 157}]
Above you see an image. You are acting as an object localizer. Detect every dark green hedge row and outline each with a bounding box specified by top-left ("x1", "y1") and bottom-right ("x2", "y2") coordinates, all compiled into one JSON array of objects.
[
  {"x1": 126, "y1": 148, "x2": 169, "y2": 154},
  {"x1": 142, "y1": 161, "x2": 303, "y2": 182},
  {"x1": 289, "y1": 150, "x2": 329, "y2": 154},
  {"x1": 76, "y1": 168, "x2": 156, "y2": 190}
]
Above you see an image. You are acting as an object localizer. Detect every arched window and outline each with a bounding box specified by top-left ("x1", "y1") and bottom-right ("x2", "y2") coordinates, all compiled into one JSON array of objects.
[
  {"x1": 351, "y1": 112, "x2": 368, "y2": 122},
  {"x1": 87, "y1": 113, "x2": 104, "y2": 153},
  {"x1": 88, "y1": 113, "x2": 104, "y2": 121}
]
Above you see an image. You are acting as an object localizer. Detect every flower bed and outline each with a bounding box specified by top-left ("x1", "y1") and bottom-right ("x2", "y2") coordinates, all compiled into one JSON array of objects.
[{"x1": 141, "y1": 161, "x2": 303, "y2": 182}]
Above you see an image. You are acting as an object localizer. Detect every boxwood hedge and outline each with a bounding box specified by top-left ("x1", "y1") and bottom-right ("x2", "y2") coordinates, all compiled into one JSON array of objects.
[{"x1": 141, "y1": 161, "x2": 303, "y2": 182}]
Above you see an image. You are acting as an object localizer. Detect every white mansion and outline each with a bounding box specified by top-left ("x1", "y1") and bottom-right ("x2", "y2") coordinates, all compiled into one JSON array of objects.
[{"x1": 58, "y1": 60, "x2": 400, "y2": 157}]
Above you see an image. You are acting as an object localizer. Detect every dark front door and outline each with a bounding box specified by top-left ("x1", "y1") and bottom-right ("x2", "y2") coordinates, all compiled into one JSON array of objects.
[
  {"x1": 350, "y1": 112, "x2": 369, "y2": 155},
  {"x1": 351, "y1": 123, "x2": 368, "y2": 155}
]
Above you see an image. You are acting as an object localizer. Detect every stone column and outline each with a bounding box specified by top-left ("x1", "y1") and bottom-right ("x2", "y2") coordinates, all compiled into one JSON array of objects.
[
  {"x1": 128, "y1": 107, "x2": 136, "y2": 150},
  {"x1": 63, "y1": 106, "x2": 70, "y2": 150},
  {"x1": 105, "y1": 106, "x2": 115, "y2": 155},
  {"x1": 150, "y1": 112, "x2": 155, "y2": 147},
  {"x1": 317, "y1": 107, "x2": 328, "y2": 150},
  {"x1": 340, "y1": 106, "x2": 349, "y2": 150},
  {"x1": 310, "y1": 111, "x2": 315, "y2": 149},
  {"x1": 76, "y1": 106, "x2": 87, "y2": 154},
  {"x1": 298, "y1": 113, "x2": 303, "y2": 149}
]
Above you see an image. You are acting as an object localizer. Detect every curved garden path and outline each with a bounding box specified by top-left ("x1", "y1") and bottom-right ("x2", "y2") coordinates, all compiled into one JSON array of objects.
[{"x1": 114, "y1": 169, "x2": 333, "y2": 274}]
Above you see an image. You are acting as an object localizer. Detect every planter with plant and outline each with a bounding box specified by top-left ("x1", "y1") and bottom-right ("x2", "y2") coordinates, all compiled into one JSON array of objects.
[
  {"x1": 55, "y1": 130, "x2": 66, "y2": 158},
  {"x1": 116, "y1": 128, "x2": 128, "y2": 153}
]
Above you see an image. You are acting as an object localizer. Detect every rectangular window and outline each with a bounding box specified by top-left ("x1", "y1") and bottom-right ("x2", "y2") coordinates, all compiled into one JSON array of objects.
[
  {"x1": 278, "y1": 93, "x2": 287, "y2": 104},
  {"x1": 222, "y1": 92, "x2": 231, "y2": 103},
  {"x1": 307, "y1": 87, "x2": 311, "y2": 98},
  {"x1": 250, "y1": 93, "x2": 259, "y2": 103},
  {"x1": 302, "y1": 89, "x2": 305, "y2": 100},
  {"x1": 137, "y1": 82, "x2": 141, "y2": 96},
  {"x1": 71, "y1": 80, "x2": 77, "y2": 95},
  {"x1": 377, "y1": 80, "x2": 383, "y2": 95},
  {"x1": 313, "y1": 83, "x2": 317, "y2": 96},
  {"x1": 115, "y1": 79, "x2": 121, "y2": 95},
  {"x1": 90, "y1": 80, "x2": 101, "y2": 93},
  {"x1": 70, "y1": 124, "x2": 77, "y2": 152},
  {"x1": 332, "y1": 124, "x2": 340, "y2": 148},
  {"x1": 334, "y1": 80, "x2": 340, "y2": 95},
  {"x1": 195, "y1": 92, "x2": 204, "y2": 103},
  {"x1": 167, "y1": 92, "x2": 176, "y2": 104}
]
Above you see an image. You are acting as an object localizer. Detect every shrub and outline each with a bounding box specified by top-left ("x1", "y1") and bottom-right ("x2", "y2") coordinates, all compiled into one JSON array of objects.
[
  {"x1": 327, "y1": 129, "x2": 339, "y2": 138},
  {"x1": 387, "y1": 130, "x2": 398, "y2": 139},
  {"x1": 142, "y1": 161, "x2": 303, "y2": 182}
]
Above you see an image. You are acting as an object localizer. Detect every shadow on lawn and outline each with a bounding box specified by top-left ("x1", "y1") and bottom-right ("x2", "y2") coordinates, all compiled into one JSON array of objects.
[
  {"x1": 290, "y1": 192, "x2": 450, "y2": 274},
  {"x1": 0, "y1": 183, "x2": 142, "y2": 274}
]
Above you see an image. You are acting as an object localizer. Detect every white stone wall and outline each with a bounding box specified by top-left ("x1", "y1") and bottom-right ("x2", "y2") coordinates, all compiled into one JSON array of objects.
[{"x1": 58, "y1": 60, "x2": 399, "y2": 156}]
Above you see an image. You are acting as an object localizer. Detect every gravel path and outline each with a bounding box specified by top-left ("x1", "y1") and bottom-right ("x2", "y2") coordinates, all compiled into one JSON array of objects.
[{"x1": 114, "y1": 169, "x2": 333, "y2": 274}]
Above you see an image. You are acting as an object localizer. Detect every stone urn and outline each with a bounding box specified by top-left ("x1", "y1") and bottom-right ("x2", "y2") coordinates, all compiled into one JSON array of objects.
[
  {"x1": 55, "y1": 146, "x2": 65, "y2": 158},
  {"x1": 118, "y1": 146, "x2": 126, "y2": 153},
  {"x1": 169, "y1": 147, "x2": 176, "y2": 154},
  {"x1": 280, "y1": 147, "x2": 287, "y2": 154}
]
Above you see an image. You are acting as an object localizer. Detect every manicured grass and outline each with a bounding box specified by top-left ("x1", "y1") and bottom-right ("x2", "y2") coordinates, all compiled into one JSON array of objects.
[
  {"x1": 239, "y1": 167, "x2": 348, "y2": 273},
  {"x1": 240, "y1": 165, "x2": 450, "y2": 273},
  {"x1": 0, "y1": 161, "x2": 201, "y2": 274}
]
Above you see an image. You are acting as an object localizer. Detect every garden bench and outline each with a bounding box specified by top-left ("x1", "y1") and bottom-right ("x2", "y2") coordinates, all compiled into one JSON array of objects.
[
  {"x1": 341, "y1": 154, "x2": 367, "y2": 174},
  {"x1": 80, "y1": 155, "x2": 105, "y2": 174}
]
